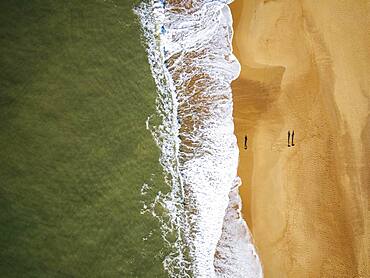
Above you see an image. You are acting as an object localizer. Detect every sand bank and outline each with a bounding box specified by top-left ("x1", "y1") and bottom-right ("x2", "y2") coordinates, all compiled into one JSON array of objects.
[{"x1": 230, "y1": 0, "x2": 369, "y2": 277}]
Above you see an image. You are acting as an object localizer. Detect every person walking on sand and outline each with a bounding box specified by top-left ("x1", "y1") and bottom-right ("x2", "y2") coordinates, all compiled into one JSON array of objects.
[
  {"x1": 288, "y1": 130, "x2": 295, "y2": 147},
  {"x1": 244, "y1": 135, "x2": 248, "y2": 150}
]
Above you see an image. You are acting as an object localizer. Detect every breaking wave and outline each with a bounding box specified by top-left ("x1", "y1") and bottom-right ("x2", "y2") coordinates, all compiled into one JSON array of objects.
[{"x1": 135, "y1": 0, "x2": 263, "y2": 277}]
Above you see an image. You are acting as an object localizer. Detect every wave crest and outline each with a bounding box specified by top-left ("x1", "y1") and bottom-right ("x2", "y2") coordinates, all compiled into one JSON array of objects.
[{"x1": 135, "y1": 1, "x2": 263, "y2": 277}]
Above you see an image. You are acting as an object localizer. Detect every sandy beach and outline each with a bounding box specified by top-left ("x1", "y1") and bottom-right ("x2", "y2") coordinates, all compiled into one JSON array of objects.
[{"x1": 230, "y1": 0, "x2": 369, "y2": 277}]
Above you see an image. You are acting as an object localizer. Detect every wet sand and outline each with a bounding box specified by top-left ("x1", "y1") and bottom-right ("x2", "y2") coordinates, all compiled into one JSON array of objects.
[{"x1": 230, "y1": 0, "x2": 369, "y2": 277}]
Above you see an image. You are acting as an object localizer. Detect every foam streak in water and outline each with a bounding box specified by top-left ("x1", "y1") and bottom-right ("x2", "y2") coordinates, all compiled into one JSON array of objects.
[{"x1": 135, "y1": 1, "x2": 263, "y2": 277}]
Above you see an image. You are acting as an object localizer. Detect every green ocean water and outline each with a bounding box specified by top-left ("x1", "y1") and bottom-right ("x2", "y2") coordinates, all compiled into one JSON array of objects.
[{"x1": 0, "y1": 0, "x2": 168, "y2": 277}]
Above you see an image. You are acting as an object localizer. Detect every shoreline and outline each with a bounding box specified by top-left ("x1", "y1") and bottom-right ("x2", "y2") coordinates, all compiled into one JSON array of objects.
[
  {"x1": 138, "y1": 1, "x2": 263, "y2": 276},
  {"x1": 230, "y1": 0, "x2": 369, "y2": 276}
]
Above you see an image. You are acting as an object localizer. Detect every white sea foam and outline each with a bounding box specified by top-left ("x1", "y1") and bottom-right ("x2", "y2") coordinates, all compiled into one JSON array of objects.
[{"x1": 135, "y1": 1, "x2": 263, "y2": 277}]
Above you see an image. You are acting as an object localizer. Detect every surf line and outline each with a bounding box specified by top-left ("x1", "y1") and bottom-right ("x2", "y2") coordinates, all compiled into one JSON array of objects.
[{"x1": 136, "y1": 1, "x2": 262, "y2": 277}]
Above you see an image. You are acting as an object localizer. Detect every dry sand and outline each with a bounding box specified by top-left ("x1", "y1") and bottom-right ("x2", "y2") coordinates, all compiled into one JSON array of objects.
[{"x1": 230, "y1": 0, "x2": 369, "y2": 277}]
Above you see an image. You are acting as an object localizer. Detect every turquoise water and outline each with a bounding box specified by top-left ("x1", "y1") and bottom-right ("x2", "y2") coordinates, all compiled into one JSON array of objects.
[{"x1": 0, "y1": 0, "x2": 168, "y2": 277}]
